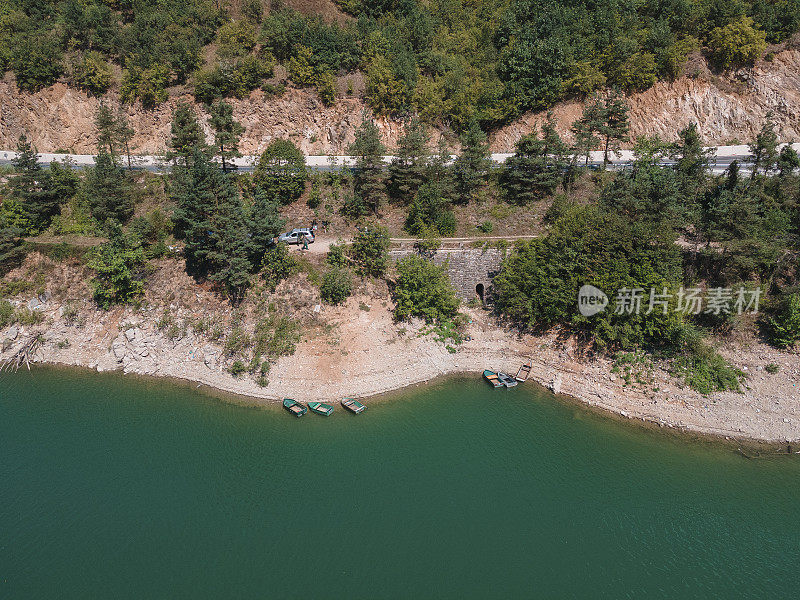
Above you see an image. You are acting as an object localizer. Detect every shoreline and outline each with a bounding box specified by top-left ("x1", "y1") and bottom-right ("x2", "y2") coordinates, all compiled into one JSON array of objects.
[
  {"x1": 14, "y1": 359, "x2": 799, "y2": 456},
  {"x1": 2, "y1": 255, "x2": 798, "y2": 446}
]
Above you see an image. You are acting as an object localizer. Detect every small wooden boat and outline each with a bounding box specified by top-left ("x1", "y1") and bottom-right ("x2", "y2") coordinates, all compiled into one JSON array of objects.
[
  {"x1": 283, "y1": 398, "x2": 307, "y2": 417},
  {"x1": 308, "y1": 401, "x2": 334, "y2": 416},
  {"x1": 341, "y1": 398, "x2": 367, "y2": 414},
  {"x1": 515, "y1": 361, "x2": 531, "y2": 382},
  {"x1": 483, "y1": 370, "x2": 503, "y2": 388},
  {"x1": 497, "y1": 372, "x2": 518, "y2": 388}
]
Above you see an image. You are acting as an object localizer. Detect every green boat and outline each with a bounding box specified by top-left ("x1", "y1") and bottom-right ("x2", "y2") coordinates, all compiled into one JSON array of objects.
[
  {"x1": 308, "y1": 402, "x2": 334, "y2": 416},
  {"x1": 341, "y1": 398, "x2": 367, "y2": 414},
  {"x1": 483, "y1": 370, "x2": 503, "y2": 388},
  {"x1": 283, "y1": 398, "x2": 307, "y2": 417}
]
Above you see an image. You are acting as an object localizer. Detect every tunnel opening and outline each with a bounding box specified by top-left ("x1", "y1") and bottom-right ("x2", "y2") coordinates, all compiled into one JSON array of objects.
[{"x1": 476, "y1": 283, "x2": 485, "y2": 304}]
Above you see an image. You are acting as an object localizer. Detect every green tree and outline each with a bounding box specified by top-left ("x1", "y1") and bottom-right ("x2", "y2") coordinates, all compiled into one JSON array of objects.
[
  {"x1": 596, "y1": 89, "x2": 630, "y2": 167},
  {"x1": 571, "y1": 102, "x2": 602, "y2": 165},
  {"x1": 167, "y1": 102, "x2": 207, "y2": 165},
  {"x1": 351, "y1": 223, "x2": 390, "y2": 277},
  {"x1": 248, "y1": 188, "x2": 286, "y2": 264},
  {"x1": 83, "y1": 151, "x2": 134, "y2": 225},
  {"x1": 71, "y1": 51, "x2": 112, "y2": 96},
  {"x1": 320, "y1": 267, "x2": 353, "y2": 304},
  {"x1": 388, "y1": 116, "x2": 430, "y2": 204},
  {"x1": 708, "y1": 16, "x2": 767, "y2": 70},
  {"x1": 500, "y1": 119, "x2": 568, "y2": 205},
  {"x1": 348, "y1": 119, "x2": 387, "y2": 215},
  {"x1": 208, "y1": 101, "x2": 244, "y2": 173},
  {"x1": 87, "y1": 224, "x2": 147, "y2": 309},
  {"x1": 764, "y1": 292, "x2": 800, "y2": 348},
  {"x1": 95, "y1": 104, "x2": 118, "y2": 158},
  {"x1": 405, "y1": 182, "x2": 456, "y2": 237},
  {"x1": 252, "y1": 139, "x2": 308, "y2": 204},
  {"x1": 393, "y1": 255, "x2": 460, "y2": 323},
  {"x1": 778, "y1": 144, "x2": 800, "y2": 177},
  {"x1": 750, "y1": 114, "x2": 779, "y2": 178},
  {"x1": 453, "y1": 120, "x2": 490, "y2": 204},
  {"x1": 671, "y1": 123, "x2": 713, "y2": 182},
  {"x1": 0, "y1": 226, "x2": 26, "y2": 275},
  {"x1": 261, "y1": 243, "x2": 297, "y2": 291},
  {"x1": 10, "y1": 135, "x2": 60, "y2": 233}
]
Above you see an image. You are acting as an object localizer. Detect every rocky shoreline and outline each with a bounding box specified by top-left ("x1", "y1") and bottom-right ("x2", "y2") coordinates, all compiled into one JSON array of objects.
[{"x1": 3, "y1": 287, "x2": 799, "y2": 444}]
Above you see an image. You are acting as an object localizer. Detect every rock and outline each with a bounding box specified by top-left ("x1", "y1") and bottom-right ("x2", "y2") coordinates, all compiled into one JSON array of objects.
[
  {"x1": 125, "y1": 327, "x2": 139, "y2": 342},
  {"x1": 27, "y1": 298, "x2": 41, "y2": 310},
  {"x1": 2, "y1": 337, "x2": 13, "y2": 352},
  {"x1": 550, "y1": 374, "x2": 562, "y2": 395},
  {"x1": 7, "y1": 325, "x2": 18, "y2": 340}
]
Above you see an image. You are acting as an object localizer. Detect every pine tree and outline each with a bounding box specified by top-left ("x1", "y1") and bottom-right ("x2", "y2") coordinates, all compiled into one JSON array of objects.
[
  {"x1": 750, "y1": 113, "x2": 779, "y2": 179},
  {"x1": 427, "y1": 135, "x2": 456, "y2": 204},
  {"x1": 84, "y1": 151, "x2": 134, "y2": 225},
  {"x1": 11, "y1": 135, "x2": 59, "y2": 233},
  {"x1": 171, "y1": 148, "x2": 219, "y2": 277},
  {"x1": 571, "y1": 101, "x2": 602, "y2": 166},
  {"x1": 249, "y1": 187, "x2": 286, "y2": 263},
  {"x1": 209, "y1": 100, "x2": 244, "y2": 173},
  {"x1": 672, "y1": 122, "x2": 713, "y2": 181},
  {"x1": 95, "y1": 104, "x2": 118, "y2": 158},
  {"x1": 453, "y1": 120, "x2": 490, "y2": 204},
  {"x1": 388, "y1": 116, "x2": 430, "y2": 204},
  {"x1": 0, "y1": 226, "x2": 25, "y2": 275},
  {"x1": 348, "y1": 119, "x2": 387, "y2": 215},
  {"x1": 167, "y1": 102, "x2": 207, "y2": 165},
  {"x1": 598, "y1": 89, "x2": 630, "y2": 167},
  {"x1": 206, "y1": 174, "x2": 253, "y2": 304},
  {"x1": 116, "y1": 108, "x2": 135, "y2": 170},
  {"x1": 252, "y1": 139, "x2": 307, "y2": 204},
  {"x1": 500, "y1": 125, "x2": 566, "y2": 205}
]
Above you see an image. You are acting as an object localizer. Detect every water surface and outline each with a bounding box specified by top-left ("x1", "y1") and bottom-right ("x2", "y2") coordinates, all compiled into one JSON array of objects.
[{"x1": 1, "y1": 368, "x2": 798, "y2": 598}]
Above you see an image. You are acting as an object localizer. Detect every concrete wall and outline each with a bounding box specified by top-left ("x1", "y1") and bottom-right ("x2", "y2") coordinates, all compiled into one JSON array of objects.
[{"x1": 390, "y1": 248, "x2": 506, "y2": 302}]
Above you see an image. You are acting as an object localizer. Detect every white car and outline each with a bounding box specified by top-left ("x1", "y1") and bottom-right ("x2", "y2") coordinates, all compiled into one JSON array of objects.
[{"x1": 277, "y1": 228, "x2": 315, "y2": 245}]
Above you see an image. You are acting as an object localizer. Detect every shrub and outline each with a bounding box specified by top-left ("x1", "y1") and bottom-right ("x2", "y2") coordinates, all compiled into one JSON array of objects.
[
  {"x1": 252, "y1": 139, "x2": 307, "y2": 204},
  {"x1": 765, "y1": 363, "x2": 780, "y2": 374},
  {"x1": 0, "y1": 299, "x2": 14, "y2": 327},
  {"x1": 217, "y1": 20, "x2": 258, "y2": 59},
  {"x1": 87, "y1": 227, "x2": 147, "y2": 309},
  {"x1": 229, "y1": 360, "x2": 247, "y2": 377},
  {"x1": 763, "y1": 292, "x2": 800, "y2": 348},
  {"x1": 121, "y1": 65, "x2": 171, "y2": 108},
  {"x1": 325, "y1": 243, "x2": 348, "y2": 268},
  {"x1": 261, "y1": 243, "x2": 297, "y2": 290},
  {"x1": 71, "y1": 52, "x2": 112, "y2": 96},
  {"x1": 393, "y1": 255, "x2": 460, "y2": 323},
  {"x1": 316, "y1": 71, "x2": 336, "y2": 106},
  {"x1": 708, "y1": 17, "x2": 767, "y2": 70},
  {"x1": 320, "y1": 267, "x2": 353, "y2": 304},
  {"x1": 351, "y1": 224, "x2": 390, "y2": 277}
]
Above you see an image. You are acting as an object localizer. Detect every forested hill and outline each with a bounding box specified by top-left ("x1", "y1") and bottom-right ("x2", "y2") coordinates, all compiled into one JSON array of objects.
[{"x1": 1, "y1": 0, "x2": 798, "y2": 131}]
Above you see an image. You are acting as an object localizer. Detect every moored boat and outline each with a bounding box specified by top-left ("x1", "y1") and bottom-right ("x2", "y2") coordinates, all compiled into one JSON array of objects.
[
  {"x1": 497, "y1": 372, "x2": 518, "y2": 388},
  {"x1": 283, "y1": 398, "x2": 308, "y2": 417},
  {"x1": 308, "y1": 401, "x2": 334, "y2": 416},
  {"x1": 341, "y1": 398, "x2": 367, "y2": 414},
  {"x1": 483, "y1": 370, "x2": 503, "y2": 388}
]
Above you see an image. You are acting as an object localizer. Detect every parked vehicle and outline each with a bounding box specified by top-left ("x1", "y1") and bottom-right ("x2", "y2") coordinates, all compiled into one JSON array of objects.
[{"x1": 277, "y1": 228, "x2": 315, "y2": 245}]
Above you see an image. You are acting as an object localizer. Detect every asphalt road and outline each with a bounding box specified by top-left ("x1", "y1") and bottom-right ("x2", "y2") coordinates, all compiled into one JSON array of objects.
[{"x1": 3, "y1": 144, "x2": 798, "y2": 174}]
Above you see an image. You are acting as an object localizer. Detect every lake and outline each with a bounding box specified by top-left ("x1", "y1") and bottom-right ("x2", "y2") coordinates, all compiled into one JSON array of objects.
[{"x1": 1, "y1": 367, "x2": 798, "y2": 598}]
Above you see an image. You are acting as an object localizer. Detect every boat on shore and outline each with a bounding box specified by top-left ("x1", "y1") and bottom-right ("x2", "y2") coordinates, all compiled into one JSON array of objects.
[
  {"x1": 341, "y1": 398, "x2": 367, "y2": 414},
  {"x1": 308, "y1": 401, "x2": 334, "y2": 416},
  {"x1": 497, "y1": 372, "x2": 518, "y2": 388},
  {"x1": 483, "y1": 370, "x2": 503, "y2": 388},
  {"x1": 283, "y1": 398, "x2": 307, "y2": 417}
]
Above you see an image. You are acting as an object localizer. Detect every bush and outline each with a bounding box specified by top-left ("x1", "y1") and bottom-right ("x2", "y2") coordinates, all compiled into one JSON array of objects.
[
  {"x1": 351, "y1": 224, "x2": 390, "y2": 277},
  {"x1": 320, "y1": 267, "x2": 353, "y2": 304},
  {"x1": 261, "y1": 243, "x2": 297, "y2": 290},
  {"x1": 87, "y1": 229, "x2": 148, "y2": 309},
  {"x1": 12, "y1": 35, "x2": 63, "y2": 93},
  {"x1": 121, "y1": 65, "x2": 171, "y2": 108},
  {"x1": 216, "y1": 20, "x2": 258, "y2": 59},
  {"x1": 229, "y1": 360, "x2": 247, "y2": 377},
  {"x1": 325, "y1": 243, "x2": 348, "y2": 268},
  {"x1": 763, "y1": 292, "x2": 800, "y2": 348},
  {"x1": 252, "y1": 139, "x2": 307, "y2": 204},
  {"x1": 708, "y1": 17, "x2": 767, "y2": 70},
  {"x1": 71, "y1": 52, "x2": 112, "y2": 96},
  {"x1": 393, "y1": 255, "x2": 460, "y2": 323}
]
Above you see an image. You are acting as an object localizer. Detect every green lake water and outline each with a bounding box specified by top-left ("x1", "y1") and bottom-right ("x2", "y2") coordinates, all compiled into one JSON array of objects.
[{"x1": 1, "y1": 367, "x2": 799, "y2": 599}]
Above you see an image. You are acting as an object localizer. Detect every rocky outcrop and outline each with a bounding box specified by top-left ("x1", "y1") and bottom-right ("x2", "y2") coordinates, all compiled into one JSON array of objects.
[{"x1": 1, "y1": 48, "x2": 800, "y2": 155}]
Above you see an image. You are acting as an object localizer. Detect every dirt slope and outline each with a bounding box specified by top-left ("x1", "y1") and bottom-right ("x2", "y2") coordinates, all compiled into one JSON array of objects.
[{"x1": 1, "y1": 49, "x2": 799, "y2": 154}]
